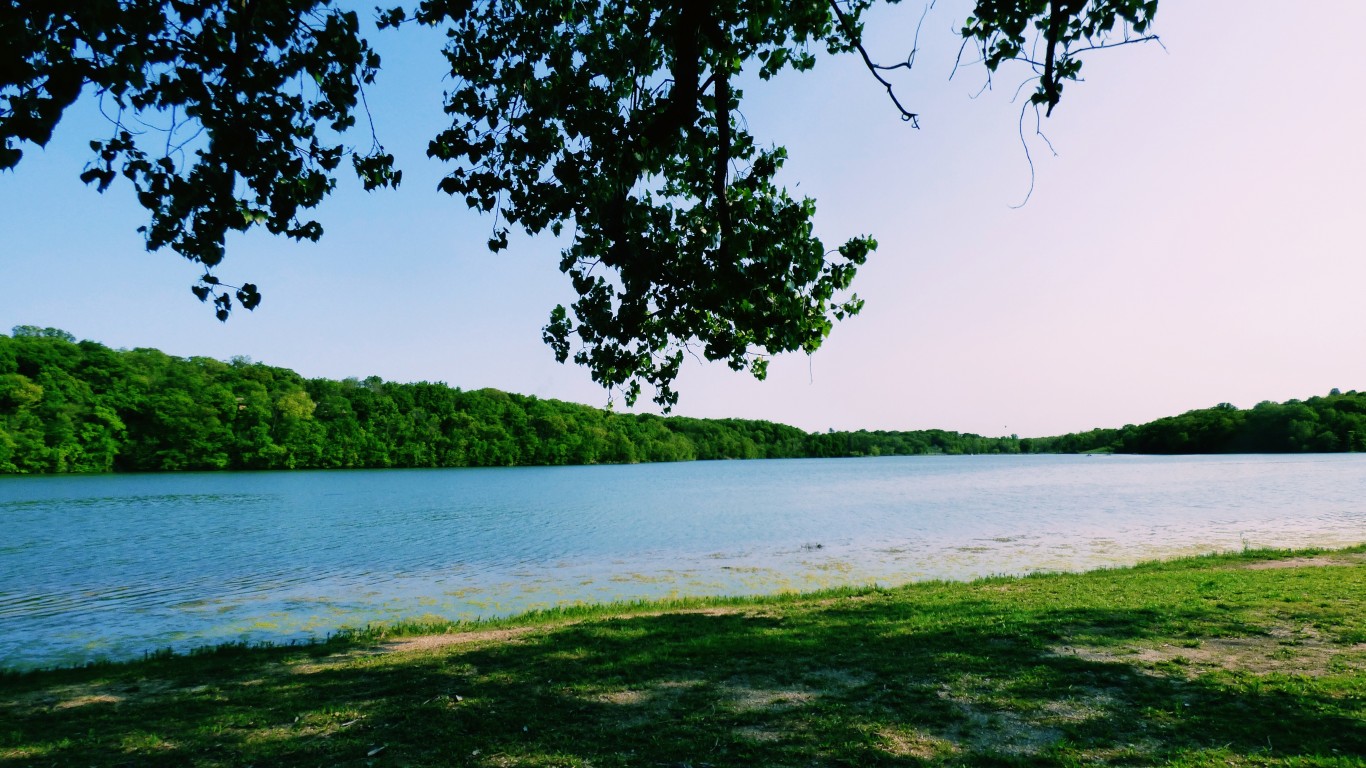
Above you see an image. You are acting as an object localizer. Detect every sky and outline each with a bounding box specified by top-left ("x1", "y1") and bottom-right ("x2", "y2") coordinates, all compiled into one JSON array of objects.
[{"x1": 3, "y1": 1, "x2": 1365, "y2": 438}]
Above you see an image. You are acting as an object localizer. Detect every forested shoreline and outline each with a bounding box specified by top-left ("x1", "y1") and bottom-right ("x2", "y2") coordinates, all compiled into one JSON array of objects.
[{"x1": 1, "y1": 326, "x2": 1363, "y2": 474}]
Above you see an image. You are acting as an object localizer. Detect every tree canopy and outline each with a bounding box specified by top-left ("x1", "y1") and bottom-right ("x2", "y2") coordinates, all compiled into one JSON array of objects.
[
  {"x1": 0, "y1": 326, "x2": 1023, "y2": 473},
  {"x1": 1, "y1": 1, "x2": 1158, "y2": 407},
  {"x1": 3, "y1": 327, "x2": 1358, "y2": 476}
]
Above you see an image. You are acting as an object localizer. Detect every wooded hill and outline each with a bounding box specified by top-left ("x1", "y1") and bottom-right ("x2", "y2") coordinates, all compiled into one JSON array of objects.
[
  {"x1": 1, "y1": 326, "x2": 1361, "y2": 473},
  {"x1": 1023, "y1": 394, "x2": 1366, "y2": 454}
]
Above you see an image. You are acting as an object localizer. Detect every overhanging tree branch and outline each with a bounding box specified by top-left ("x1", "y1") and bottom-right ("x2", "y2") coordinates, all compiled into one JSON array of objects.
[
  {"x1": 828, "y1": 0, "x2": 920, "y2": 127},
  {"x1": 2, "y1": 0, "x2": 1164, "y2": 408}
]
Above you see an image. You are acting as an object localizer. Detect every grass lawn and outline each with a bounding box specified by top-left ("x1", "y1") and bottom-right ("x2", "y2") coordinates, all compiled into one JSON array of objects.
[{"x1": 2, "y1": 546, "x2": 1364, "y2": 766}]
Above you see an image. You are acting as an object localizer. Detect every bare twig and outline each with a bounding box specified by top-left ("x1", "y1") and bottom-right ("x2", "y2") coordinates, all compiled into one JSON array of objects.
[
  {"x1": 871, "y1": 0, "x2": 936, "y2": 73},
  {"x1": 1067, "y1": 34, "x2": 1162, "y2": 56},
  {"x1": 1009, "y1": 101, "x2": 1057, "y2": 209},
  {"x1": 828, "y1": 0, "x2": 919, "y2": 127}
]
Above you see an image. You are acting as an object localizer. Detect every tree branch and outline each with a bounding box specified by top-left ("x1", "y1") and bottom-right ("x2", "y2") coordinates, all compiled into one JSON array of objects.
[
  {"x1": 828, "y1": 0, "x2": 919, "y2": 127},
  {"x1": 715, "y1": 63, "x2": 731, "y2": 261}
]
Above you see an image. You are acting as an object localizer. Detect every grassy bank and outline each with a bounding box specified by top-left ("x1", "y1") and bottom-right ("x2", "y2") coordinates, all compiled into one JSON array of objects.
[{"x1": 3, "y1": 547, "x2": 1364, "y2": 766}]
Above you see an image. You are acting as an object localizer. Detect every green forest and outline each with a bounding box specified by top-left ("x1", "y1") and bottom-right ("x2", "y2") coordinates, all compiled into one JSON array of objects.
[
  {"x1": 1024, "y1": 395, "x2": 1366, "y2": 454},
  {"x1": 1, "y1": 326, "x2": 1362, "y2": 474}
]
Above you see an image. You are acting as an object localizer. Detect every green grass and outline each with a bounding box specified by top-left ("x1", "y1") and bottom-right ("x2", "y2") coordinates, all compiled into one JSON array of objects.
[{"x1": 2, "y1": 546, "x2": 1364, "y2": 766}]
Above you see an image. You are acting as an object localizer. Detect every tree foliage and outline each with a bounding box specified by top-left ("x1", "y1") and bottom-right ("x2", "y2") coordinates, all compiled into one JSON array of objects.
[
  {"x1": 405, "y1": 0, "x2": 879, "y2": 408},
  {"x1": 1024, "y1": 396, "x2": 1366, "y2": 455},
  {"x1": 1, "y1": 0, "x2": 399, "y2": 318},
  {"x1": 964, "y1": 0, "x2": 1158, "y2": 115},
  {"x1": 1, "y1": 1, "x2": 1159, "y2": 406}
]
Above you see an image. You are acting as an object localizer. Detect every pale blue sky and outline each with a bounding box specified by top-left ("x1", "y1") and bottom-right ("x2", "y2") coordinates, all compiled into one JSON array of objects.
[{"x1": 3, "y1": 1, "x2": 1364, "y2": 437}]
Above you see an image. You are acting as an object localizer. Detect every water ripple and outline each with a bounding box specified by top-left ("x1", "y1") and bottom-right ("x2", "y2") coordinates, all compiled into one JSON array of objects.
[{"x1": 1, "y1": 455, "x2": 1364, "y2": 669}]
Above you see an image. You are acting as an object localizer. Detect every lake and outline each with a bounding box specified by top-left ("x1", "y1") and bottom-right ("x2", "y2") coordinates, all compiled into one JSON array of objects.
[{"x1": 2, "y1": 454, "x2": 1364, "y2": 670}]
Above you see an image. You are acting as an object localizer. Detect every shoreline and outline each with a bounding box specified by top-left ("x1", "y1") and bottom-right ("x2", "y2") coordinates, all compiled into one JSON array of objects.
[
  {"x1": 9, "y1": 538, "x2": 1366, "y2": 676},
  {"x1": 4, "y1": 544, "x2": 1364, "y2": 766}
]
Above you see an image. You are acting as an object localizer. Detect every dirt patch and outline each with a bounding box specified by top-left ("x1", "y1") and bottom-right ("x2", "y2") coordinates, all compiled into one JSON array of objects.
[
  {"x1": 380, "y1": 626, "x2": 537, "y2": 654},
  {"x1": 1242, "y1": 553, "x2": 1366, "y2": 570},
  {"x1": 1039, "y1": 690, "x2": 1116, "y2": 724},
  {"x1": 582, "y1": 680, "x2": 698, "y2": 727},
  {"x1": 378, "y1": 607, "x2": 764, "y2": 655},
  {"x1": 877, "y1": 726, "x2": 957, "y2": 759},
  {"x1": 804, "y1": 668, "x2": 873, "y2": 690},
  {"x1": 294, "y1": 607, "x2": 779, "y2": 674},
  {"x1": 734, "y1": 725, "x2": 785, "y2": 743},
  {"x1": 53, "y1": 693, "x2": 123, "y2": 709},
  {"x1": 939, "y1": 696, "x2": 1063, "y2": 756},
  {"x1": 1, "y1": 679, "x2": 178, "y2": 715},
  {"x1": 628, "y1": 606, "x2": 773, "y2": 620},
  {"x1": 1051, "y1": 625, "x2": 1366, "y2": 677},
  {"x1": 721, "y1": 678, "x2": 815, "y2": 713},
  {"x1": 934, "y1": 678, "x2": 1119, "y2": 756},
  {"x1": 288, "y1": 626, "x2": 542, "y2": 673},
  {"x1": 595, "y1": 689, "x2": 647, "y2": 706}
]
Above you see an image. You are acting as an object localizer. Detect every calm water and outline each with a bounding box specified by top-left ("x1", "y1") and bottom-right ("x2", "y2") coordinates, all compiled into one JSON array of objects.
[{"x1": 2, "y1": 454, "x2": 1363, "y2": 670}]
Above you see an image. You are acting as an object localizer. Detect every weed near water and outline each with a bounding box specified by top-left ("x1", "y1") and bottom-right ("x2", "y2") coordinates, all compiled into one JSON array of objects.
[{"x1": 2, "y1": 546, "x2": 1363, "y2": 766}]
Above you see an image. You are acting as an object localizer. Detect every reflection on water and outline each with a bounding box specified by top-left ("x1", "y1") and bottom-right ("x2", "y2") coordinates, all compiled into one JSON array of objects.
[{"x1": 1, "y1": 454, "x2": 1364, "y2": 669}]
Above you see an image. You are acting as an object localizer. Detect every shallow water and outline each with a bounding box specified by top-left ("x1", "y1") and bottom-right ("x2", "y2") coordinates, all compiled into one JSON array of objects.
[{"x1": 1, "y1": 454, "x2": 1363, "y2": 669}]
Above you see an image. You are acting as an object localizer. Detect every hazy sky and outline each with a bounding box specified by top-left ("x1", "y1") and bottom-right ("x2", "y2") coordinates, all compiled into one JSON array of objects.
[{"x1": 3, "y1": 1, "x2": 1364, "y2": 438}]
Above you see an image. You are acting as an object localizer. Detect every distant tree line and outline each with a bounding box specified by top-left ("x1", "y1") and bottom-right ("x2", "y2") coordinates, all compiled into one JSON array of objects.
[
  {"x1": 1021, "y1": 393, "x2": 1366, "y2": 455},
  {"x1": 1, "y1": 327, "x2": 1360, "y2": 474},
  {"x1": 0, "y1": 327, "x2": 1017, "y2": 474}
]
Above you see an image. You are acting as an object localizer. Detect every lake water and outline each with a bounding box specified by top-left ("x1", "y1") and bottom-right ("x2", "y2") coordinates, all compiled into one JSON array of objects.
[{"x1": 2, "y1": 454, "x2": 1364, "y2": 670}]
